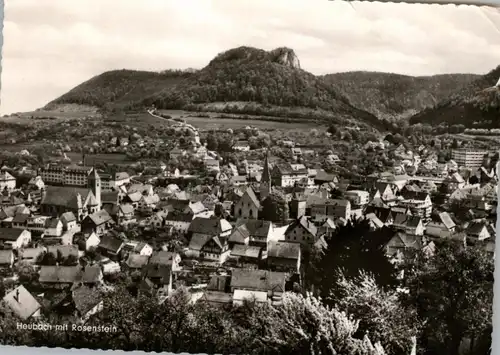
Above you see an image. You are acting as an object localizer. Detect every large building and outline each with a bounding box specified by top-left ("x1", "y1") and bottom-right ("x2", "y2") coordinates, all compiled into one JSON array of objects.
[
  {"x1": 451, "y1": 149, "x2": 488, "y2": 169},
  {"x1": 39, "y1": 164, "x2": 93, "y2": 187}
]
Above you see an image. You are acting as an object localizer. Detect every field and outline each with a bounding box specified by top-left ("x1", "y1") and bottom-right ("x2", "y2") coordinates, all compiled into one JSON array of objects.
[{"x1": 157, "y1": 110, "x2": 317, "y2": 130}]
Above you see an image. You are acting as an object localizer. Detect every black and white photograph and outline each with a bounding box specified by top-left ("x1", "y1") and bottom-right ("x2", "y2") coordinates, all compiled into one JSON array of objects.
[{"x1": 0, "y1": 0, "x2": 499, "y2": 354}]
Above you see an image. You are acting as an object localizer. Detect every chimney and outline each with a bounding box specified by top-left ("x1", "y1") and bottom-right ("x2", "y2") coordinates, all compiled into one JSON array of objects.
[{"x1": 14, "y1": 288, "x2": 20, "y2": 303}]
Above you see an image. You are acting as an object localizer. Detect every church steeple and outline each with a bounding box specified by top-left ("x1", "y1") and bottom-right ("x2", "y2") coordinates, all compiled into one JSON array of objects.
[
  {"x1": 87, "y1": 167, "x2": 101, "y2": 211},
  {"x1": 260, "y1": 150, "x2": 271, "y2": 201}
]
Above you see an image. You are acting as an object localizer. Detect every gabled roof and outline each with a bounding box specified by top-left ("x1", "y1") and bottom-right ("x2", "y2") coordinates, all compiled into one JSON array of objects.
[
  {"x1": 230, "y1": 269, "x2": 287, "y2": 292},
  {"x1": 188, "y1": 217, "x2": 232, "y2": 235},
  {"x1": 12, "y1": 213, "x2": 30, "y2": 224},
  {"x1": 0, "y1": 171, "x2": 15, "y2": 181},
  {"x1": 230, "y1": 244, "x2": 261, "y2": 259},
  {"x1": 149, "y1": 251, "x2": 178, "y2": 266},
  {"x1": 85, "y1": 210, "x2": 113, "y2": 227},
  {"x1": 235, "y1": 219, "x2": 272, "y2": 238},
  {"x1": 465, "y1": 222, "x2": 488, "y2": 237},
  {"x1": 119, "y1": 204, "x2": 134, "y2": 214},
  {"x1": 286, "y1": 216, "x2": 317, "y2": 237},
  {"x1": 60, "y1": 211, "x2": 77, "y2": 223},
  {"x1": 0, "y1": 228, "x2": 25, "y2": 241},
  {"x1": 267, "y1": 241, "x2": 300, "y2": 260},
  {"x1": 126, "y1": 254, "x2": 150, "y2": 269},
  {"x1": 98, "y1": 235, "x2": 123, "y2": 253},
  {"x1": 228, "y1": 224, "x2": 251, "y2": 244},
  {"x1": 39, "y1": 266, "x2": 82, "y2": 283},
  {"x1": 72, "y1": 285, "x2": 102, "y2": 315},
  {"x1": 101, "y1": 191, "x2": 119, "y2": 204},
  {"x1": 238, "y1": 187, "x2": 260, "y2": 209},
  {"x1": 0, "y1": 249, "x2": 14, "y2": 264},
  {"x1": 142, "y1": 264, "x2": 172, "y2": 285},
  {"x1": 3, "y1": 285, "x2": 41, "y2": 320},
  {"x1": 41, "y1": 186, "x2": 93, "y2": 210}
]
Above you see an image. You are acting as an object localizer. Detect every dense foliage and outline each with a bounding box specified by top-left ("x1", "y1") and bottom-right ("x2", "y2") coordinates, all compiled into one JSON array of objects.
[
  {"x1": 324, "y1": 71, "x2": 478, "y2": 121},
  {"x1": 0, "y1": 287, "x2": 386, "y2": 354},
  {"x1": 402, "y1": 241, "x2": 494, "y2": 355},
  {"x1": 410, "y1": 66, "x2": 500, "y2": 128},
  {"x1": 46, "y1": 69, "x2": 193, "y2": 110}
]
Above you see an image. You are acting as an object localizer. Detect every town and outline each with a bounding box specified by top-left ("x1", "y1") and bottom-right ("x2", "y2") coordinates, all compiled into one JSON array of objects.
[{"x1": 0, "y1": 109, "x2": 496, "y2": 336}]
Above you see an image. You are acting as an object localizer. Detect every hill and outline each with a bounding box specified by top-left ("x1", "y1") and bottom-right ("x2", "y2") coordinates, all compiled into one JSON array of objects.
[
  {"x1": 323, "y1": 71, "x2": 479, "y2": 121},
  {"x1": 45, "y1": 69, "x2": 193, "y2": 111},
  {"x1": 45, "y1": 46, "x2": 388, "y2": 131},
  {"x1": 409, "y1": 65, "x2": 500, "y2": 128}
]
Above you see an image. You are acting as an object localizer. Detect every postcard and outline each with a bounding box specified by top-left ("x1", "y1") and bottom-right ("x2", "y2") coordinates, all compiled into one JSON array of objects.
[{"x1": 0, "y1": 0, "x2": 498, "y2": 354}]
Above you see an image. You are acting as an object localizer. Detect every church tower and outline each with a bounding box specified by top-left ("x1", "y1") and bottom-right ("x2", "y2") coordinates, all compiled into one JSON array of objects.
[
  {"x1": 260, "y1": 150, "x2": 271, "y2": 201},
  {"x1": 87, "y1": 167, "x2": 101, "y2": 211}
]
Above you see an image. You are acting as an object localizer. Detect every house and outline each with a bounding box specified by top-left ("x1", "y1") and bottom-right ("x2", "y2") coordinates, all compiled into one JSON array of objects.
[
  {"x1": 230, "y1": 244, "x2": 262, "y2": 267},
  {"x1": 44, "y1": 217, "x2": 64, "y2": 238},
  {"x1": 385, "y1": 233, "x2": 423, "y2": 261},
  {"x1": 233, "y1": 141, "x2": 250, "y2": 152},
  {"x1": 125, "y1": 254, "x2": 150, "y2": 270},
  {"x1": 0, "y1": 171, "x2": 16, "y2": 190},
  {"x1": 425, "y1": 212, "x2": 456, "y2": 239},
  {"x1": 74, "y1": 232, "x2": 100, "y2": 251},
  {"x1": 112, "y1": 172, "x2": 130, "y2": 188},
  {"x1": 373, "y1": 183, "x2": 396, "y2": 201},
  {"x1": 18, "y1": 248, "x2": 45, "y2": 264},
  {"x1": 129, "y1": 242, "x2": 153, "y2": 257},
  {"x1": 235, "y1": 219, "x2": 273, "y2": 250},
  {"x1": 138, "y1": 194, "x2": 160, "y2": 215},
  {"x1": 200, "y1": 275, "x2": 233, "y2": 306},
  {"x1": 205, "y1": 159, "x2": 220, "y2": 172},
  {"x1": 465, "y1": 222, "x2": 494, "y2": 243},
  {"x1": 234, "y1": 187, "x2": 260, "y2": 219},
  {"x1": 38, "y1": 266, "x2": 92, "y2": 288},
  {"x1": 0, "y1": 249, "x2": 15, "y2": 268},
  {"x1": 28, "y1": 176, "x2": 45, "y2": 190},
  {"x1": 228, "y1": 224, "x2": 251, "y2": 249},
  {"x1": 3, "y1": 285, "x2": 41, "y2": 320},
  {"x1": 284, "y1": 216, "x2": 318, "y2": 246},
  {"x1": 149, "y1": 250, "x2": 181, "y2": 271},
  {"x1": 267, "y1": 241, "x2": 301, "y2": 274},
  {"x1": 392, "y1": 213, "x2": 425, "y2": 236},
  {"x1": 150, "y1": 211, "x2": 167, "y2": 228},
  {"x1": 97, "y1": 235, "x2": 124, "y2": 259},
  {"x1": 344, "y1": 190, "x2": 370, "y2": 207},
  {"x1": 230, "y1": 269, "x2": 286, "y2": 306},
  {"x1": 163, "y1": 212, "x2": 193, "y2": 233},
  {"x1": 398, "y1": 191, "x2": 433, "y2": 219},
  {"x1": 117, "y1": 204, "x2": 135, "y2": 224},
  {"x1": 11, "y1": 213, "x2": 30, "y2": 229},
  {"x1": 0, "y1": 228, "x2": 31, "y2": 249},
  {"x1": 186, "y1": 217, "x2": 233, "y2": 264},
  {"x1": 310, "y1": 199, "x2": 351, "y2": 221},
  {"x1": 365, "y1": 213, "x2": 385, "y2": 230},
  {"x1": 142, "y1": 264, "x2": 173, "y2": 297},
  {"x1": 230, "y1": 176, "x2": 248, "y2": 186},
  {"x1": 271, "y1": 163, "x2": 308, "y2": 187},
  {"x1": 72, "y1": 285, "x2": 104, "y2": 323},
  {"x1": 81, "y1": 210, "x2": 114, "y2": 236},
  {"x1": 60, "y1": 212, "x2": 77, "y2": 231}
]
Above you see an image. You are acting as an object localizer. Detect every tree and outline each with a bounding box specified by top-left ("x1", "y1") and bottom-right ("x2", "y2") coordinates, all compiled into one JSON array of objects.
[
  {"x1": 402, "y1": 241, "x2": 493, "y2": 355},
  {"x1": 451, "y1": 138, "x2": 459, "y2": 149},
  {"x1": 233, "y1": 292, "x2": 387, "y2": 355},
  {"x1": 260, "y1": 191, "x2": 289, "y2": 223},
  {"x1": 334, "y1": 272, "x2": 419, "y2": 354},
  {"x1": 315, "y1": 219, "x2": 397, "y2": 300}
]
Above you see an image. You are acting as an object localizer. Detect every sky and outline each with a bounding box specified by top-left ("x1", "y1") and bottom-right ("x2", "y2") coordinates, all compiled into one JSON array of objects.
[{"x1": 1, "y1": 0, "x2": 500, "y2": 115}]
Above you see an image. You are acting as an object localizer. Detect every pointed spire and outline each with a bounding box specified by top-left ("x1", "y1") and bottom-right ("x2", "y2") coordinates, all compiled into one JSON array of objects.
[{"x1": 262, "y1": 149, "x2": 271, "y2": 184}]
